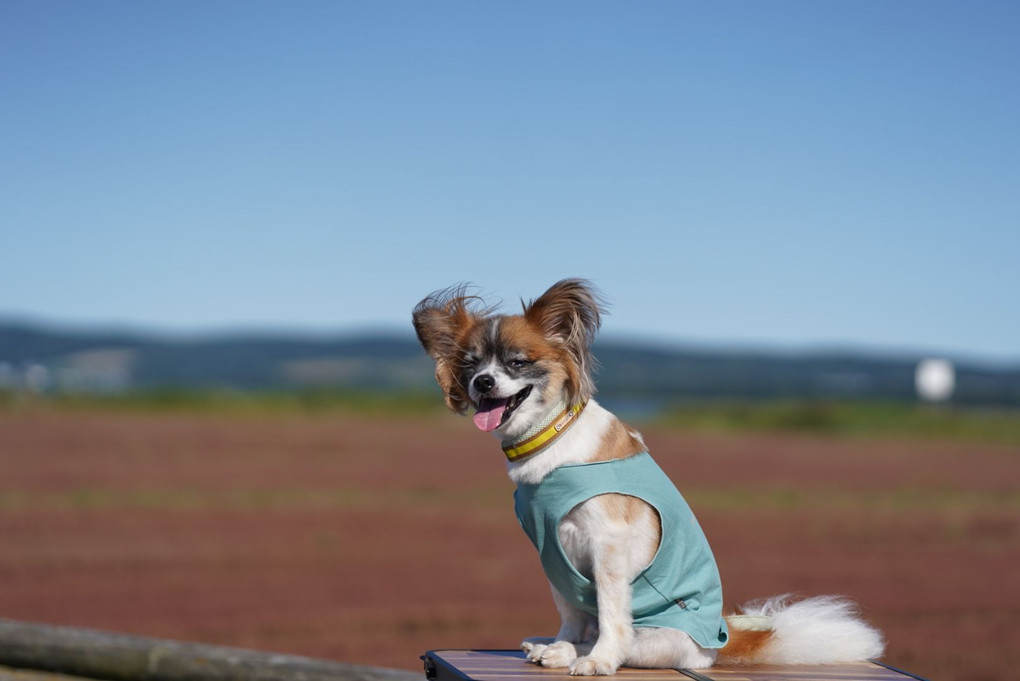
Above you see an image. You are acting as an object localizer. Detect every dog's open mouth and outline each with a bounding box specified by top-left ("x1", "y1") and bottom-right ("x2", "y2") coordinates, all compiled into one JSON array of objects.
[{"x1": 473, "y1": 386, "x2": 533, "y2": 432}]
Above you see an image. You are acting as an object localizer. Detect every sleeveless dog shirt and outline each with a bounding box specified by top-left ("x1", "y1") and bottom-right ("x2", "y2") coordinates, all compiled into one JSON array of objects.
[{"x1": 513, "y1": 452, "x2": 729, "y2": 649}]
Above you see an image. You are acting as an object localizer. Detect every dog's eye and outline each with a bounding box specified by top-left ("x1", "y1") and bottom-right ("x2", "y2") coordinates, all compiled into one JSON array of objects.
[{"x1": 508, "y1": 358, "x2": 531, "y2": 370}]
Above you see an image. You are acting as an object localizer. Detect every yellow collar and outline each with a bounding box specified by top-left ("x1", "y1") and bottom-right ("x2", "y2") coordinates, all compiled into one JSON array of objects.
[{"x1": 502, "y1": 401, "x2": 587, "y2": 462}]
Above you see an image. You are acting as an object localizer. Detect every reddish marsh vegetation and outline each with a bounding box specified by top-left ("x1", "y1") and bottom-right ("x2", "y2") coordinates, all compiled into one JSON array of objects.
[{"x1": 0, "y1": 405, "x2": 1016, "y2": 681}]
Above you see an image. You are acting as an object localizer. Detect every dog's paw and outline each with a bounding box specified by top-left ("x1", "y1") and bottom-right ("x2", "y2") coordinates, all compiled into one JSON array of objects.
[
  {"x1": 536, "y1": 641, "x2": 579, "y2": 668},
  {"x1": 521, "y1": 637, "x2": 553, "y2": 663},
  {"x1": 522, "y1": 643, "x2": 547, "y2": 663},
  {"x1": 569, "y1": 655, "x2": 617, "y2": 676}
]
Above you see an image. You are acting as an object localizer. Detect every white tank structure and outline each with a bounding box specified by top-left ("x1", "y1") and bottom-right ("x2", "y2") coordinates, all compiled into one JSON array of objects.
[{"x1": 915, "y1": 358, "x2": 956, "y2": 402}]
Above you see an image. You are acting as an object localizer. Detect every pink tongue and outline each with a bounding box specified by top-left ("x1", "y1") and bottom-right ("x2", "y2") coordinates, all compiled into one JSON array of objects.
[{"x1": 473, "y1": 400, "x2": 508, "y2": 432}]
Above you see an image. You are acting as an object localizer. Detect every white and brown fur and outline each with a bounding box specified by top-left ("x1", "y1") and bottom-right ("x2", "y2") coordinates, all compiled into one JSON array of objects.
[{"x1": 413, "y1": 279, "x2": 884, "y2": 675}]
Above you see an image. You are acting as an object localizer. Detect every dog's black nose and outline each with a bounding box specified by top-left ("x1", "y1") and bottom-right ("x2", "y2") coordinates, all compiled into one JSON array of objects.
[{"x1": 473, "y1": 374, "x2": 496, "y2": 394}]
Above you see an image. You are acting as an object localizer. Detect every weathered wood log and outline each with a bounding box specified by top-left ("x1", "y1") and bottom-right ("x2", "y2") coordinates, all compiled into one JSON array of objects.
[
  {"x1": 0, "y1": 619, "x2": 421, "y2": 681},
  {"x1": 0, "y1": 664, "x2": 93, "y2": 681}
]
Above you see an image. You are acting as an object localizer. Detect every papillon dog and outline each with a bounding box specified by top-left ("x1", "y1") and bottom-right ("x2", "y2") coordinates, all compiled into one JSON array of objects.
[{"x1": 413, "y1": 279, "x2": 884, "y2": 675}]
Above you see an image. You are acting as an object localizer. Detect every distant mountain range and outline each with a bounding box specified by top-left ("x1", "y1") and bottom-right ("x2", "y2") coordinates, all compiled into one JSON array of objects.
[{"x1": 1, "y1": 320, "x2": 1018, "y2": 406}]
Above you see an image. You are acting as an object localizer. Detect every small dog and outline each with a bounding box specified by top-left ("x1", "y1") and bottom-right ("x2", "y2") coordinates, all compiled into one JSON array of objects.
[{"x1": 413, "y1": 279, "x2": 884, "y2": 675}]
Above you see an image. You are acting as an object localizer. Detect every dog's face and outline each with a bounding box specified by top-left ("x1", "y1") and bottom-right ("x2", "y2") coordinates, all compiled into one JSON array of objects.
[{"x1": 413, "y1": 279, "x2": 604, "y2": 440}]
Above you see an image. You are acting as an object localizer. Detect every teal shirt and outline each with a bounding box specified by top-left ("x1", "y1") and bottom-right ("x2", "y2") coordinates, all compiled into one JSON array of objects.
[{"x1": 513, "y1": 452, "x2": 729, "y2": 650}]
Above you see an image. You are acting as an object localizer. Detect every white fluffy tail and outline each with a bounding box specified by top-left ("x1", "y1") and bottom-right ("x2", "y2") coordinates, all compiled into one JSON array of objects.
[{"x1": 735, "y1": 594, "x2": 885, "y2": 665}]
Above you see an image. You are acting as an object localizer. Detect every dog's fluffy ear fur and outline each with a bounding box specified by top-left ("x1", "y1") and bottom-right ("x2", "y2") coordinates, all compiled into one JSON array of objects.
[
  {"x1": 523, "y1": 278, "x2": 605, "y2": 403},
  {"x1": 412, "y1": 285, "x2": 484, "y2": 414}
]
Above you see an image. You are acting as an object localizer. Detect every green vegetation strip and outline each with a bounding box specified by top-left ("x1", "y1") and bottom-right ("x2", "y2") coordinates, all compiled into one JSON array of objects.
[
  {"x1": 4, "y1": 393, "x2": 1019, "y2": 445},
  {"x1": 0, "y1": 486, "x2": 1014, "y2": 514},
  {"x1": 0, "y1": 389, "x2": 446, "y2": 417},
  {"x1": 685, "y1": 486, "x2": 1019, "y2": 513},
  {"x1": 0, "y1": 487, "x2": 506, "y2": 512},
  {"x1": 658, "y1": 400, "x2": 1020, "y2": 446}
]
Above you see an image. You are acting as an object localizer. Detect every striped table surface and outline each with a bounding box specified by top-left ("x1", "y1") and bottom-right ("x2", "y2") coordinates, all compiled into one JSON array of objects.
[{"x1": 422, "y1": 650, "x2": 927, "y2": 681}]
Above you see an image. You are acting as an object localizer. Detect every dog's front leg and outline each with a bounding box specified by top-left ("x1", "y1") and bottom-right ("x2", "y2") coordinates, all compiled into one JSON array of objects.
[
  {"x1": 569, "y1": 535, "x2": 634, "y2": 676},
  {"x1": 523, "y1": 586, "x2": 593, "y2": 667}
]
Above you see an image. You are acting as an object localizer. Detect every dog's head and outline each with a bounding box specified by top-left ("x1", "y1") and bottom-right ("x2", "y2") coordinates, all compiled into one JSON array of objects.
[{"x1": 412, "y1": 278, "x2": 604, "y2": 439}]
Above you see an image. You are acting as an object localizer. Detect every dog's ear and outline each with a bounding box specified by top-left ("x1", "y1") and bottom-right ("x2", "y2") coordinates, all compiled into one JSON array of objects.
[
  {"x1": 523, "y1": 278, "x2": 605, "y2": 402},
  {"x1": 412, "y1": 285, "x2": 483, "y2": 414}
]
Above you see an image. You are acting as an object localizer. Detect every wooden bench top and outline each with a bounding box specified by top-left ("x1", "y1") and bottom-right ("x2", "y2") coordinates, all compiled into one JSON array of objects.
[{"x1": 423, "y1": 649, "x2": 927, "y2": 681}]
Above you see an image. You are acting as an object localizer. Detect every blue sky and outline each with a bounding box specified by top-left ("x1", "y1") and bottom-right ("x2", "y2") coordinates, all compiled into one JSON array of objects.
[{"x1": 2, "y1": 1, "x2": 1017, "y2": 362}]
